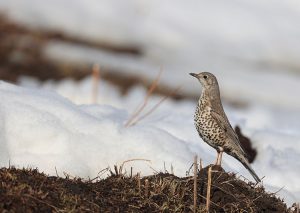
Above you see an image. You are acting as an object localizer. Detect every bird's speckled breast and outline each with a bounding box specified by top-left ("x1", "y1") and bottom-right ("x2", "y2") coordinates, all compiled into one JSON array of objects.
[{"x1": 194, "y1": 101, "x2": 226, "y2": 149}]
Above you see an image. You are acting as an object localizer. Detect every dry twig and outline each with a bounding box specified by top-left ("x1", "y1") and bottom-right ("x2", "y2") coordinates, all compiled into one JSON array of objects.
[
  {"x1": 129, "y1": 85, "x2": 182, "y2": 126},
  {"x1": 124, "y1": 67, "x2": 182, "y2": 127},
  {"x1": 199, "y1": 159, "x2": 203, "y2": 171},
  {"x1": 206, "y1": 166, "x2": 212, "y2": 212},
  {"x1": 171, "y1": 164, "x2": 174, "y2": 175},
  {"x1": 193, "y1": 155, "x2": 198, "y2": 213},
  {"x1": 125, "y1": 68, "x2": 163, "y2": 127}
]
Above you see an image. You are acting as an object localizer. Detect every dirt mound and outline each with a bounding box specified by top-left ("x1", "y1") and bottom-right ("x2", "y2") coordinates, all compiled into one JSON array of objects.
[{"x1": 0, "y1": 166, "x2": 294, "y2": 212}]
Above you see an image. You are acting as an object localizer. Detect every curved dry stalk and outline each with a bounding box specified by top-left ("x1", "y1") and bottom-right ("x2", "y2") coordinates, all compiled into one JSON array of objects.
[
  {"x1": 124, "y1": 68, "x2": 163, "y2": 127},
  {"x1": 129, "y1": 85, "x2": 182, "y2": 126},
  {"x1": 119, "y1": 158, "x2": 151, "y2": 174}
]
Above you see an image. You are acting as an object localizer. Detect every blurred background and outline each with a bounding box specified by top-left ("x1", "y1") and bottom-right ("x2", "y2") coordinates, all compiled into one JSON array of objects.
[{"x1": 1, "y1": 0, "x2": 300, "y2": 110}]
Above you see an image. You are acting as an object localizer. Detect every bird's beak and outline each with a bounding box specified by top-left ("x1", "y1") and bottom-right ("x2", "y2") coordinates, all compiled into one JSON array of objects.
[{"x1": 189, "y1": 73, "x2": 198, "y2": 78}]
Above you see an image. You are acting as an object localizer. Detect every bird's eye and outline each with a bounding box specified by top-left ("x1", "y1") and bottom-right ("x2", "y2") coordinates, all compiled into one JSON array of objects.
[{"x1": 203, "y1": 75, "x2": 208, "y2": 79}]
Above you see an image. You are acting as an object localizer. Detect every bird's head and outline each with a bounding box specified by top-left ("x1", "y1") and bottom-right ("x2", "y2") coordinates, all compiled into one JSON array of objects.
[{"x1": 189, "y1": 72, "x2": 218, "y2": 89}]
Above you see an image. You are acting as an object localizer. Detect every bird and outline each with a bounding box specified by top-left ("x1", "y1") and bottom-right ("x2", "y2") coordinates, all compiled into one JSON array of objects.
[{"x1": 189, "y1": 72, "x2": 261, "y2": 183}]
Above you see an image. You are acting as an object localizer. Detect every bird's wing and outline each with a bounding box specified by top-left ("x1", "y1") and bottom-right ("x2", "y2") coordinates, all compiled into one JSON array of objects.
[{"x1": 210, "y1": 110, "x2": 246, "y2": 155}]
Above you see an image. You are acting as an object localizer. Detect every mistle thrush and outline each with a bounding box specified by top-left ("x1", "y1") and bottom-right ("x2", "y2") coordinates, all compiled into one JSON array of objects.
[{"x1": 190, "y1": 72, "x2": 261, "y2": 183}]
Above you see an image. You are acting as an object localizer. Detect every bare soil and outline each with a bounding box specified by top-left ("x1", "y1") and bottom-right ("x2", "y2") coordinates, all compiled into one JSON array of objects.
[{"x1": 0, "y1": 166, "x2": 295, "y2": 212}]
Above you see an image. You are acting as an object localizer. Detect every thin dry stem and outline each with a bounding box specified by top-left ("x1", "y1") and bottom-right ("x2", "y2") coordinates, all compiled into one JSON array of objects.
[
  {"x1": 90, "y1": 167, "x2": 110, "y2": 182},
  {"x1": 199, "y1": 159, "x2": 203, "y2": 171},
  {"x1": 55, "y1": 167, "x2": 59, "y2": 177},
  {"x1": 206, "y1": 166, "x2": 212, "y2": 212},
  {"x1": 171, "y1": 164, "x2": 174, "y2": 175},
  {"x1": 271, "y1": 186, "x2": 285, "y2": 195},
  {"x1": 193, "y1": 155, "x2": 198, "y2": 213},
  {"x1": 125, "y1": 68, "x2": 163, "y2": 127},
  {"x1": 129, "y1": 85, "x2": 182, "y2": 126},
  {"x1": 119, "y1": 158, "x2": 151, "y2": 175},
  {"x1": 92, "y1": 64, "x2": 100, "y2": 104},
  {"x1": 148, "y1": 165, "x2": 159, "y2": 174},
  {"x1": 63, "y1": 172, "x2": 74, "y2": 179}
]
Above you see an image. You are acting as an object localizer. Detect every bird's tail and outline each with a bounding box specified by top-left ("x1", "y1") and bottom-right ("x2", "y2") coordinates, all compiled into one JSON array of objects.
[{"x1": 240, "y1": 157, "x2": 261, "y2": 183}]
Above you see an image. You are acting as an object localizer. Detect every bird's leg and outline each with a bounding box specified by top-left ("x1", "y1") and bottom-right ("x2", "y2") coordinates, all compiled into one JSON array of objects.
[
  {"x1": 216, "y1": 147, "x2": 224, "y2": 166},
  {"x1": 216, "y1": 151, "x2": 223, "y2": 166},
  {"x1": 215, "y1": 151, "x2": 220, "y2": 165}
]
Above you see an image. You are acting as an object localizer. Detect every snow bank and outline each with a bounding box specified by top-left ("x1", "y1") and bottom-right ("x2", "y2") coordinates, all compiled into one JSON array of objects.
[{"x1": 0, "y1": 80, "x2": 196, "y2": 178}]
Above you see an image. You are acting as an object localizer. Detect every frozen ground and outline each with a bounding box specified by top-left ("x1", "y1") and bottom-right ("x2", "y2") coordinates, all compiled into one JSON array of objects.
[
  {"x1": 0, "y1": 76, "x2": 297, "y2": 205},
  {"x1": 1, "y1": 0, "x2": 300, "y2": 109}
]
